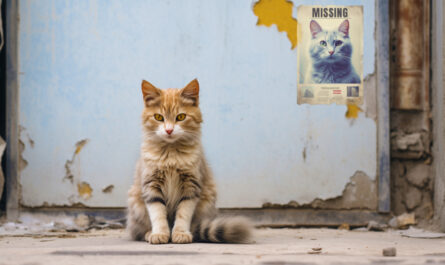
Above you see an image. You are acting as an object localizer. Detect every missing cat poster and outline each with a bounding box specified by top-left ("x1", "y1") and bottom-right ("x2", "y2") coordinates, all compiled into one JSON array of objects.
[{"x1": 297, "y1": 5, "x2": 363, "y2": 105}]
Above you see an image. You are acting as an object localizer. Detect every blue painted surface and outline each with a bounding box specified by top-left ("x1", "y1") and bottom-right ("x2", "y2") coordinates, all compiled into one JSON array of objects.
[{"x1": 19, "y1": 0, "x2": 377, "y2": 207}]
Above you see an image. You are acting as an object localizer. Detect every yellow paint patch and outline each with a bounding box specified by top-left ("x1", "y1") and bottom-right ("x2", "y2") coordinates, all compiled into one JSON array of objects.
[
  {"x1": 345, "y1": 104, "x2": 363, "y2": 119},
  {"x1": 253, "y1": 0, "x2": 298, "y2": 49},
  {"x1": 75, "y1": 139, "x2": 89, "y2": 154},
  {"x1": 77, "y1": 182, "x2": 93, "y2": 200}
]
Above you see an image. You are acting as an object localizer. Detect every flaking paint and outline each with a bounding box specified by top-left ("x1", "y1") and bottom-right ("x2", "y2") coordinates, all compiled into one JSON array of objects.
[
  {"x1": 345, "y1": 104, "x2": 363, "y2": 119},
  {"x1": 77, "y1": 182, "x2": 93, "y2": 200},
  {"x1": 18, "y1": 0, "x2": 378, "y2": 208},
  {"x1": 253, "y1": 0, "x2": 299, "y2": 49}
]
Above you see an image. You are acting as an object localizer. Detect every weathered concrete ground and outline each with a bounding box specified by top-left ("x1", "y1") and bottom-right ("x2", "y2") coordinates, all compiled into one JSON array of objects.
[{"x1": 1, "y1": 228, "x2": 445, "y2": 265}]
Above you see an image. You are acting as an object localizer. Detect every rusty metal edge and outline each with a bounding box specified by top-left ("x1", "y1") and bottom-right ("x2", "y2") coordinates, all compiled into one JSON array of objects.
[
  {"x1": 431, "y1": 0, "x2": 445, "y2": 232},
  {"x1": 5, "y1": 0, "x2": 19, "y2": 220},
  {"x1": 423, "y1": 0, "x2": 431, "y2": 113},
  {"x1": 376, "y1": 0, "x2": 391, "y2": 213}
]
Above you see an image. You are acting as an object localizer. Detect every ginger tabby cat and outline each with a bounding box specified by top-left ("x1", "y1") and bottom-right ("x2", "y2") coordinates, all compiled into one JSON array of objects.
[{"x1": 127, "y1": 79, "x2": 252, "y2": 244}]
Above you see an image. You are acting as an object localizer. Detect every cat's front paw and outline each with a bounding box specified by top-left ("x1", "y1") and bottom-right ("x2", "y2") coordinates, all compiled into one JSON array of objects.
[
  {"x1": 172, "y1": 230, "x2": 193, "y2": 244},
  {"x1": 144, "y1": 231, "x2": 151, "y2": 242},
  {"x1": 148, "y1": 232, "x2": 170, "y2": 244}
]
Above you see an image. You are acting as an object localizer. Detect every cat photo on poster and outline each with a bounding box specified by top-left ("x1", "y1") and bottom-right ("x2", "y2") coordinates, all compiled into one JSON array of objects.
[{"x1": 297, "y1": 6, "x2": 363, "y2": 105}]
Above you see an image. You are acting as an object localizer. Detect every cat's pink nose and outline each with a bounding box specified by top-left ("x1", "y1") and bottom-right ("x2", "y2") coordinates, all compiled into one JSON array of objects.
[
  {"x1": 329, "y1": 51, "x2": 334, "y2": 55},
  {"x1": 165, "y1": 129, "x2": 173, "y2": 135}
]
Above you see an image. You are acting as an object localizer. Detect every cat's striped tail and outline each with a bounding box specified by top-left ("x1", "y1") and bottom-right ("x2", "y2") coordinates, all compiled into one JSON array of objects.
[{"x1": 193, "y1": 216, "x2": 253, "y2": 243}]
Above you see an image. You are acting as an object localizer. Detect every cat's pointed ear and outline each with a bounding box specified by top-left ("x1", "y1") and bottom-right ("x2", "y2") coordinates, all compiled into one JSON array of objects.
[
  {"x1": 338, "y1": 20, "x2": 349, "y2": 36},
  {"x1": 310, "y1": 20, "x2": 323, "y2": 38},
  {"x1": 141, "y1": 80, "x2": 161, "y2": 106},
  {"x1": 180, "y1": 79, "x2": 199, "y2": 106}
]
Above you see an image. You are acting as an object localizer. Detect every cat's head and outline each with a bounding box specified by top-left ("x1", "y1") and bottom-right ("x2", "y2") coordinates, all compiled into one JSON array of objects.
[
  {"x1": 141, "y1": 79, "x2": 202, "y2": 143},
  {"x1": 309, "y1": 20, "x2": 352, "y2": 64}
]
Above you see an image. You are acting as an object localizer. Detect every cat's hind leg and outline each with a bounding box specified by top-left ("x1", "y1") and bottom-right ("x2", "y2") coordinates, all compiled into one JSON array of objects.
[{"x1": 127, "y1": 186, "x2": 151, "y2": 241}]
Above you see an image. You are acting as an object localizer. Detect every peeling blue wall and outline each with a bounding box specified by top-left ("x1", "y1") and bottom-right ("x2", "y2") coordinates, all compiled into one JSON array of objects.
[{"x1": 19, "y1": 0, "x2": 376, "y2": 207}]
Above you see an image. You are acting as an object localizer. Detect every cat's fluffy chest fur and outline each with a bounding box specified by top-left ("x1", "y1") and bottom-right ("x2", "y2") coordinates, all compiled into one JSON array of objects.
[
  {"x1": 140, "y1": 141, "x2": 204, "y2": 223},
  {"x1": 141, "y1": 139, "x2": 202, "y2": 169},
  {"x1": 126, "y1": 79, "x2": 252, "y2": 244},
  {"x1": 141, "y1": 145, "x2": 202, "y2": 210}
]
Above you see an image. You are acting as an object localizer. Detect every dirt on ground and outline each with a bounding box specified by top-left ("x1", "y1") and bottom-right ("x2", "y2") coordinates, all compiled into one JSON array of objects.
[{"x1": 1, "y1": 228, "x2": 445, "y2": 265}]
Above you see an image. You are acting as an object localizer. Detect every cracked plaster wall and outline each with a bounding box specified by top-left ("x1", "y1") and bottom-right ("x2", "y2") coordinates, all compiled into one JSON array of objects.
[
  {"x1": 17, "y1": 0, "x2": 378, "y2": 209},
  {"x1": 390, "y1": 0, "x2": 434, "y2": 225}
]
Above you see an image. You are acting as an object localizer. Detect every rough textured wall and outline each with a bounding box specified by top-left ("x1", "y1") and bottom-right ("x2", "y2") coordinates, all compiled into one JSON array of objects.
[
  {"x1": 439, "y1": 0, "x2": 445, "y2": 231},
  {"x1": 432, "y1": 0, "x2": 445, "y2": 232},
  {"x1": 390, "y1": 0, "x2": 433, "y2": 225}
]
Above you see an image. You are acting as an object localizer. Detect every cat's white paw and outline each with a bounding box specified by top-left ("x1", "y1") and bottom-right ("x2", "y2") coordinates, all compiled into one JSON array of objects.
[
  {"x1": 148, "y1": 232, "x2": 170, "y2": 244},
  {"x1": 172, "y1": 230, "x2": 193, "y2": 244}
]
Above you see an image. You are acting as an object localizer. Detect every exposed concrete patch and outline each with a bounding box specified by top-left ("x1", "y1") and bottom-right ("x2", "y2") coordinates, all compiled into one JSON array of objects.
[
  {"x1": 416, "y1": 192, "x2": 434, "y2": 221},
  {"x1": 390, "y1": 130, "x2": 433, "y2": 226},
  {"x1": 262, "y1": 171, "x2": 377, "y2": 210},
  {"x1": 253, "y1": 0, "x2": 298, "y2": 49},
  {"x1": 405, "y1": 186, "x2": 422, "y2": 210},
  {"x1": 392, "y1": 132, "x2": 424, "y2": 151},
  {"x1": 391, "y1": 159, "x2": 434, "y2": 224},
  {"x1": 391, "y1": 131, "x2": 430, "y2": 159},
  {"x1": 406, "y1": 163, "x2": 430, "y2": 188},
  {"x1": 102, "y1": 185, "x2": 114, "y2": 194},
  {"x1": 306, "y1": 171, "x2": 377, "y2": 210},
  {"x1": 363, "y1": 73, "x2": 377, "y2": 120},
  {"x1": 391, "y1": 160, "x2": 409, "y2": 215}
]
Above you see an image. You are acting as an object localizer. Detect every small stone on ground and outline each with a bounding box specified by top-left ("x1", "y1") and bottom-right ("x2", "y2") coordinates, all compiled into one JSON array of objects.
[{"x1": 382, "y1": 247, "x2": 397, "y2": 257}]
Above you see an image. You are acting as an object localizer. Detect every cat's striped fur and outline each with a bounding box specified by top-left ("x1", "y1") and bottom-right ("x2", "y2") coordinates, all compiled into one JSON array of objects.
[{"x1": 126, "y1": 79, "x2": 252, "y2": 244}]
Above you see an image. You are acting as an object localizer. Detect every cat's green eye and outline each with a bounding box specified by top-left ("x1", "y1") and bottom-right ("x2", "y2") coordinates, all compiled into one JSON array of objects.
[
  {"x1": 176, "y1": 113, "x2": 186, "y2": 121},
  {"x1": 154, "y1": 114, "x2": 164, "y2": 121},
  {"x1": 320, "y1": 40, "x2": 327, "y2": 46}
]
